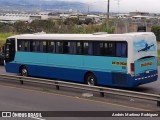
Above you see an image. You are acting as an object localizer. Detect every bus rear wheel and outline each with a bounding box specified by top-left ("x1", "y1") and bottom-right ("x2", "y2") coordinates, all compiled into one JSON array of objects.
[
  {"x1": 85, "y1": 73, "x2": 96, "y2": 86},
  {"x1": 20, "y1": 66, "x2": 28, "y2": 84}
]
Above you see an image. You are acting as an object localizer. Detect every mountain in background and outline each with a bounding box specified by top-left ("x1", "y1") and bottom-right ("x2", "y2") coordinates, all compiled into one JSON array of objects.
[{"x1": 0, "y1": 0, "x2": 88, "y2": 12}]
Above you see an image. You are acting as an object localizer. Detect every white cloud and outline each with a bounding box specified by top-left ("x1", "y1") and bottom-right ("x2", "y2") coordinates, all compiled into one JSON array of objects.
[{"x1": 54, "y1": 0, "x2": 160, "y2": 13}]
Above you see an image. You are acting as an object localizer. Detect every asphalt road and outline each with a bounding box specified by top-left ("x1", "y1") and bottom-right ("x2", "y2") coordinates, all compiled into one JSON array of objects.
[
  {"x1": 0, "y1": 65, "x2": 6, "y2": 74},
  {"x1": 0, "y1": 84, "x2": 138, "y2": 111},
  {"x1": 0, "y1": 84, "x2": 157, "y2": 120}
]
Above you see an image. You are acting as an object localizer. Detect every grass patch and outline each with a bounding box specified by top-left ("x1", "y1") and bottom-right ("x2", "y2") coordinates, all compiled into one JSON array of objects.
[{"x1": 0, "y1": 33, "x2": 14, "y2": 47}]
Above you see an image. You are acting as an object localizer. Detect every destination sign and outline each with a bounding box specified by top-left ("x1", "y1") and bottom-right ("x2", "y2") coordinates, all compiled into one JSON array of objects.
[
  {"x1": 112, "y1": 61, "x2": 127, "y2": 66},
  {"x1": 141, "y1": 62, "x2": 153, "y2": 67}
]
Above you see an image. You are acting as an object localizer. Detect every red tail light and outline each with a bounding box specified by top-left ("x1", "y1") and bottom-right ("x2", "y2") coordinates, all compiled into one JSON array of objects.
[{"x1": 131, "y1": 63, "x2": 134, "y2": 72}]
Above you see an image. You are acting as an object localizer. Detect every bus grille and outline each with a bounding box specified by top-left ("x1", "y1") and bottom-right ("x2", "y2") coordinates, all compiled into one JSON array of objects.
[{"x1": 112, "y1": 73, "x2": 128, "y2": 85}]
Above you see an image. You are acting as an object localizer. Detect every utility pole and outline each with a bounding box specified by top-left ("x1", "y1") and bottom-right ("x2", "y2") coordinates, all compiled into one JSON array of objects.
[
  {"x1": 88, "y1": 5, "x2": 90, "y2": 14},
  {"x1": 107, "y1": 0, "x2": 110, "y2": 27},
  {"x1": 107, "y1": 0, "x2": 110, "y2": 20}
]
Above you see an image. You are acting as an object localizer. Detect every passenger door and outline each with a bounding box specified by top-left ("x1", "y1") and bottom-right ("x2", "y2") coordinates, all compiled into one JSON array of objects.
[{"x1": 5, "y1": 38, "x2": 15, "y2": 63}]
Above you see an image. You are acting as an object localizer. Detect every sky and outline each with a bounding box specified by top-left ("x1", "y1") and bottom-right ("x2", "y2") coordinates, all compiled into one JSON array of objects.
[{"x1": 55, "y1": 0, "x2": 160, "y2": 13}]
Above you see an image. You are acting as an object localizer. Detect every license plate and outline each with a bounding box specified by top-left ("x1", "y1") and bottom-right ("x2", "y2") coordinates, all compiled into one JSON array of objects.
[{"x1": 146, "y1": 71, "x2": 150, "y2": 74}]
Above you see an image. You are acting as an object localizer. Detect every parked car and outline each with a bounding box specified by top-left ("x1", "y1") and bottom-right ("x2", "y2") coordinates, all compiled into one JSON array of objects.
[{"x1": 0, "y1": 52, "x2": 4, "y2": 65}]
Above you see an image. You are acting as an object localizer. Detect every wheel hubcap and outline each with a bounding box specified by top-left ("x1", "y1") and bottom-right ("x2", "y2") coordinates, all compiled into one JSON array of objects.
[
  {"x1": 22, "y1": 69, "x2": 27, "y2": 76},
  {"x1": 87, "y1": 76, "x2": 95, "y2": 85}
]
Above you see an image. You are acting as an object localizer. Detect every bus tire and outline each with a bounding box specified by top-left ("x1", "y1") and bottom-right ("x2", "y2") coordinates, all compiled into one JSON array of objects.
[
  {"x1": 20, "y1": 66, "x2": 28, "y2": 84},
  {"x1": 20, "y1": 66, "x2": 28, "y2": 77},
  {"x1": 85, "y1": 72, "x2": 97, "y2": 86}
]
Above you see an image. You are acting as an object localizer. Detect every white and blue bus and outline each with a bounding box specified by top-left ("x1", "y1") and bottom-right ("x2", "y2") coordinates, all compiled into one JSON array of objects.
[{"x1": 4, "y1": 32, "x2": 158, "y2": 87}]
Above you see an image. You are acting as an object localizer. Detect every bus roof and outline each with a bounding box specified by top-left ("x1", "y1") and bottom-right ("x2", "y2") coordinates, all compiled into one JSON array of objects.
[{"x1": 8, "y1": 32, "x2": 155, "y2": 41}]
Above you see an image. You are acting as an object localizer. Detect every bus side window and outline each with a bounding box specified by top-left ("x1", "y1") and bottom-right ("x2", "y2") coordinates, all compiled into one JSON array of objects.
[
  {"x1": 104, "y1": 42, "x2": 116, "y2": 56},
  {"x1": 69, "y1": 42, "x2": 76, "y2": 54},
  {"x1": 24, "y1": 41, "x2": 30, "y2": 52},
  {"x1": 19, "y1": 40, "x2": 30, "y2": 52},
  {"x1": 63, "y1": 41, "x2": 69, "y2": 54},
  {"x1": 30, "y1": 41, "x2": 36, "y2": 52},
  {"x1": 104, "y1": 42, "x2": 109, "y2": 56},
  {"x1": 93, "y1": 42, "x2": 103, "y2": 56},
  {"x1": 109, "y1": 42, "x2": 116, "y2": 56},
  {"x1": 56, "y1": 41, "x2": 63, "y2": 54},
  {"x1": 39, "y1": 41, "x2": 47, "y2": 53},
  {"x1": 76, "y1": 42, "x2": 83, "y2": 55},
  {"x1": 18, "y1": 40, "x2": 25, "y2": 51},
  {"x1": 116, "y1": 43, "x2": 122, "y2": 57},
  {"x1": 83, "y1": 42, "x2": 93, "y2": 55},
  {"x1": 116, "y1": 42, "x2": 127, "y2": 57},
  {"x1": 88, "y1": 42, "x2": 93, "y2": 55},
  {"x1": 83, "y1": 42, "x2": 88, "y2": 55},
  {"x1": 36, "y1": 41, "x2": 40, "y2": 52},
  {"x1": 43, "y1": 41, "x2": 47, "y2": 53},
  {"x1": 122, "y1": 43, "x2": 127, "y2": 57},
  {"x1": 48, "y1": 41, "x2": 55, "y2": 53}
]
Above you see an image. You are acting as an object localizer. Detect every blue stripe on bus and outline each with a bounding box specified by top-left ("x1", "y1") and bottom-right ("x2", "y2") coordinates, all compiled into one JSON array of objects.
[
  {"x1": 14, "y1": 52, "x2": 128, "y2": 73},
  {"x1": 5, "y1": 63, "x2": 112, "y2": 85},
  {"x1": 5, "y1": 62, "x2": 157, "y2": 88}
]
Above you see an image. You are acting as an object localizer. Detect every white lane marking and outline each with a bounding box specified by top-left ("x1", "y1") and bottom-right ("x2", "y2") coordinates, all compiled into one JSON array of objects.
[{"x1": 31, "y1": 117, "x2": 46, "y2": 120}]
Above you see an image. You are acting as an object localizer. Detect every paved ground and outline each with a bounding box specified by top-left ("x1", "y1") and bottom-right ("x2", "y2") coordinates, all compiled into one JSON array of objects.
[{"x1": 1, "y1": 84, "x2": 157, "y2": 120}]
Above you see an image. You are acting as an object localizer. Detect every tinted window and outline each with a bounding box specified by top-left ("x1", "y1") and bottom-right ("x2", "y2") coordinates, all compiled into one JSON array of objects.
[
  {"x1": 48, "y1": 41, "x2": 55, "y2": 53},
  {"x1": 93, "y1": 42, "x2": 103, "y2": 56},
  {"x1": 76, "y1": 42, "x2": 83, "y2": 55},
  {"x1": 41, "y1": 41, "x2": 47, "y2": 53},
  {"x1": 83, "y1": 42, "x2": 93, "y2": 55},
  {"x1": 18, "y1": 40, "x2": 25, "y2": 51},
  {"x1": 24, "y1": 41, "x2": 30, "y2": 51},
  {"x1": 122, "y1": 43, "x2": 127, "y2": 57},
  {"x1": 116, "y1": 42, "x2": 127, "y2": 57},
  {"x1": 17, "y1": 40, "x2": 127, "y2": 58},
  {"x1": 116, "y1": 43, "x2": 122, "y2": 57},
  {"x1": 30, "y1": 41, "x2": 36, "y2": 52},
  {"x1": 63, "y1": 41, "x2": 69, "y2": 54},
  {"x1": 69, "y1": 42, "x2": 76, "y2": 54},
  {"x1": 56, "y1": 41, "x2": 63, "y2": 54},
  {"x1": 22, "y1": 40, "x2": 47, "y2": 53},
  {"x1": 18, "y1": 40, "x2": 30, "y2": 51},
  {"x1": 104, "y1": 42, "x2": 116, "y2": 56}
]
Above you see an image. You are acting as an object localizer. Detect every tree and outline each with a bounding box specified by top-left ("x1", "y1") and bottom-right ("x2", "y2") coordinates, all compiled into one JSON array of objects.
[
  {"x1": 151, "y1": 26, "x2": 160, "y2": 41},
  {"x1": 13, "y1": 21, "x2": 30, "y2": 33},
  {"x1": 84, "y1": 18, "x2": 93, "y2": 25},
  {"x1": 103, "y1": 26, "x2": 115, "y2": 34}
]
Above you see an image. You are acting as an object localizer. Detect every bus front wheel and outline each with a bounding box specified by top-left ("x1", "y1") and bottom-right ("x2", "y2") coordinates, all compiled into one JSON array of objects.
[
  {"x1": 20, "y1": 66, "x2": 28, "y2": 84},
  {"x1": 85, "y1": 73, "x2": 96, "y2": 86},
  {"x1": 20, "y1": 66, "x2": 28, "y2": 77}
]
